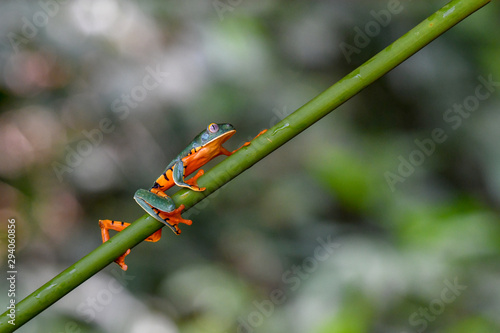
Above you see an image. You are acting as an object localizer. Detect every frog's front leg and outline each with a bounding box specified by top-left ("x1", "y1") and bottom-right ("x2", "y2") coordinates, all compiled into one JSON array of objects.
[
  {"x1": 232, "y1": 129, "x2": 268, "y2": 153},
  {"x1": 173, "y1": 160, "x2": 206, "y2": 191},
  {"x1": 134, "y1": 189, "x2": 192, "y2": 234},
  {"x1": 185, "y1": 169, "x2": 205, "y2": 187}
]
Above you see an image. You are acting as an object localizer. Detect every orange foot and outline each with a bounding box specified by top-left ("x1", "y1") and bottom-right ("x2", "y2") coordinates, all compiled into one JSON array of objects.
[
  {"x1": 157, "y1": 204, "x2": 193, "y2": 235},
  {"x1": 114, "y1": 249, "x2": 131, "y2": 271},
  {"x1": 98, "y1": 219, "x2": 162, "y2": 271},
  {"x1": 185, "y1": 169, "x2": 206, "y2": 191},
  {"x1": 232, "y1": 129, "x2": 268, "y2": 153}
]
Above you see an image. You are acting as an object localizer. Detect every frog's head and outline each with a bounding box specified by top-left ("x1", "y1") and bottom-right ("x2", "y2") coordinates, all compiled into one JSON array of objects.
[{"x1": 198, "y1": 123, "x2": 236, "y2": 147}]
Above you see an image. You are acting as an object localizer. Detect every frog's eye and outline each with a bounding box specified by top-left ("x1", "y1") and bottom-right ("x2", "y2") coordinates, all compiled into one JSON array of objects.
[{"x1": 208, "y1": 123, "x2": 219, "y2": 133}]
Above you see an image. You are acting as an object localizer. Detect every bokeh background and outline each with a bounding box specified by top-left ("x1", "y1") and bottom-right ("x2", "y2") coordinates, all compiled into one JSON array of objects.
[{"x1": 1, "y1": 0, "x2": 500, "y2": 332}]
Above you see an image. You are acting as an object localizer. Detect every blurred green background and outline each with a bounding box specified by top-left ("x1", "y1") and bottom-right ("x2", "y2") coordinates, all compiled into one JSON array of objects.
[{"x1": 1, "y1": 0, "x2": 500, "y2": 332}]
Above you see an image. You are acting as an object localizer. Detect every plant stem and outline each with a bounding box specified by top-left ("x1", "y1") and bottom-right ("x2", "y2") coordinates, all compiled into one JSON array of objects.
[{"x1": 0, "y1": 0, "x2": 490, "y2": 331}]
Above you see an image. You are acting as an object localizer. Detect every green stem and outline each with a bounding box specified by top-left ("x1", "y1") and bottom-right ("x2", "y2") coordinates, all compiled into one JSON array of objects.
[{"x1": 1, "y1": 0, "x2": 490, "y2": 330}]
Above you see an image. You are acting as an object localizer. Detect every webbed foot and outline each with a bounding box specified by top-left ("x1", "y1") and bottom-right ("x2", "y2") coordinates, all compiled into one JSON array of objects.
[
  {"x1": 98, "y1": 219, "x2": 162, "y2": 271},
  {"x1": 114, "y1": 249, "x2": 131, "y2": 271},
  {"x1": 157, "y1": 204, "x2": 192, "y2": 235},
  {"x1": 185, "y1": 169, "x2": 206, "y2": 191}
]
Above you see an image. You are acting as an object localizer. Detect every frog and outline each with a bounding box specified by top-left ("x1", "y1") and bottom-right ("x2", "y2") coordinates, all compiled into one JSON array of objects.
[{"x1": 99, "y1": 123, "x2": 267, "y2": 270}]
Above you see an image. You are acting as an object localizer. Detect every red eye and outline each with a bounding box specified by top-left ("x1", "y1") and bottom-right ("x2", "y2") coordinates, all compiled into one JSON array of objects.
[{"x1": 208, "y1": 123, "x2": 219, "y2": 133}]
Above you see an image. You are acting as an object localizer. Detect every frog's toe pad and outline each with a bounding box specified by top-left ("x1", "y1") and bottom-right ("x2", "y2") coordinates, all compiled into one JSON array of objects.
[
  {"x1": 115, "y1": 249, "x2": 131, "y2": 271},
  {"x1": 172, "y1": 204, "x2": 185, "y2": 214},
  {"x1": 167, "y1": 216, "x2": 192, "y2": 226}
]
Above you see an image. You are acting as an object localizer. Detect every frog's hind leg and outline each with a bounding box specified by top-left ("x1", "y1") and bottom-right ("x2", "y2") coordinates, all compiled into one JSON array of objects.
[
  {"x1": 156, "y1": 206, "x2": 193, "y2": 235},
  {"x1": 99, "y1": 220, "x2": 162, "y2": 242},
  {"x1": 99, "y1": 219, "x2": 162, "y2": 271},
  {"x1": 134, "y1": 189, "x2": 192, "y2": 234}
]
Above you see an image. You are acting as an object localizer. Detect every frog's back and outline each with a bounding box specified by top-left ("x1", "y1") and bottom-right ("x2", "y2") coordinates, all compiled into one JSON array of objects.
[{"x1": 150, "y1": 140, "x2": 201, "y2": 191}]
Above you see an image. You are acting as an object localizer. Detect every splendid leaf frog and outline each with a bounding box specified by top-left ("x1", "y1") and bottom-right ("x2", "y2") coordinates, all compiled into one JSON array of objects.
[{"x1": 99, "y1": 123, "x2": 266, "y2": 270}]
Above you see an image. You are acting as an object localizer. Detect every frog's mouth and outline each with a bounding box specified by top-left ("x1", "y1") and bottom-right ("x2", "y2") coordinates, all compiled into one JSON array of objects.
[{"x1": 206, "y1": 129, "x2": 236, "y2": 146}]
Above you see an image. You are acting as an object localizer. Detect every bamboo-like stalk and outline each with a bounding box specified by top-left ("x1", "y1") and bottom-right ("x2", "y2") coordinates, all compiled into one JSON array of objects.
[{"x1": 0, "y1": 0, "x2": 490, "y2": 330}]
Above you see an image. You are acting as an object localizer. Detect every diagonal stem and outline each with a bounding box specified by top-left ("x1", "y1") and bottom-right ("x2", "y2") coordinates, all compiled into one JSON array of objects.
[{"x1": 0, "y1": 0, "x2": 490, "y2": 330}]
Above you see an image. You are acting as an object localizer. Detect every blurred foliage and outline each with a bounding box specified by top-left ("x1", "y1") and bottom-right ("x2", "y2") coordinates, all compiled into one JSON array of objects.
[{"x1": 1, "y1": 0, "x2": 500, "y2": 332}]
